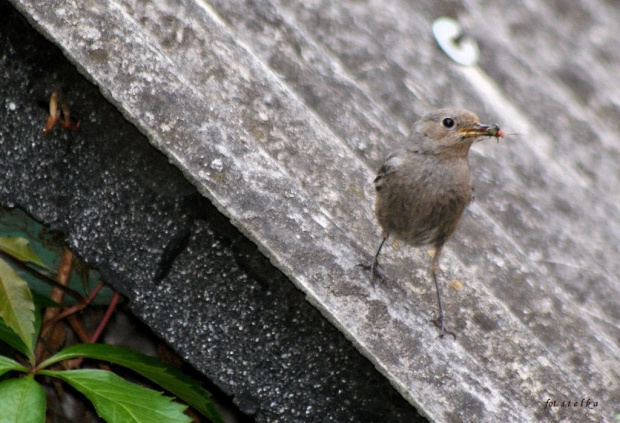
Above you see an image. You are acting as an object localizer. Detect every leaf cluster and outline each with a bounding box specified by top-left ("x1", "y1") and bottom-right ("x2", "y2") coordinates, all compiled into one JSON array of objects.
[{"x1": 0, "y1": 236, "x2": 223, "y2": 423}]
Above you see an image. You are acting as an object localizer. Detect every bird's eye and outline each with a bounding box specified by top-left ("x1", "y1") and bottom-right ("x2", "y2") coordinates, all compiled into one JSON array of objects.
[{"x1": 442, "y1": 118, "x2": 455, "y2": 129}]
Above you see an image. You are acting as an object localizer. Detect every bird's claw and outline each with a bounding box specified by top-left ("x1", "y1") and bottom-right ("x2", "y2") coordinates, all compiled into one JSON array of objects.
[
  {"x1": 429, "y1": 317, "x2": 457, "y2": 340},
  {"x1": 357, "y1": 262, "x2": 387, "y2": 285}
]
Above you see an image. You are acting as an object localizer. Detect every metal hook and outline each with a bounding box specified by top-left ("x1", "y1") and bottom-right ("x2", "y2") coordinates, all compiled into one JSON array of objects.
[{"x1": 432, "y1": 17, "x2": 480, "y2": 66}]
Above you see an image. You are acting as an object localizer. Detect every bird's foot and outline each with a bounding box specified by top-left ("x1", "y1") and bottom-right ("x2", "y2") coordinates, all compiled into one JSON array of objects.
[
  {"x1": 357, "y1": 261, "x2": 387, "y2": 286},
  {"x1": 429, "y1": 316, "x2": 457, "y2": 340}
]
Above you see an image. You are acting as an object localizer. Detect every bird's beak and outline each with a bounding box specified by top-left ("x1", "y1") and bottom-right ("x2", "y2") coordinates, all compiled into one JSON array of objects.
[{"x1": 458, "y1": 123, "x2": 496, "y2": 138}]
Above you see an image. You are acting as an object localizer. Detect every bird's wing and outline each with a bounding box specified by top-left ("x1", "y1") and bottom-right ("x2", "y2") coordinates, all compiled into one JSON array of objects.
[{"x1": 374, "y1": 150, "x2": 405, "y2": 187}]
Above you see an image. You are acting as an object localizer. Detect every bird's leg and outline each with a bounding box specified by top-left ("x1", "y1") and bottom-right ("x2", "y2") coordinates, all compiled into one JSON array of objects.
[
  {"x1": 359, "y1": 236, "x2": 388, "y2": 285},
  {"x1": 430, "y1": 245, "x2": 456, "y2": 339},
  {"x1": 370, "y1": 237, "x2": 387, "y2": 284}
]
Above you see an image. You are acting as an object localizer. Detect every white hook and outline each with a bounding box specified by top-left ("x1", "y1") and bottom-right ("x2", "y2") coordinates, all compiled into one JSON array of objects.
[{"x1": 432, "y1": 17, "x2": 480, "y2": 66}]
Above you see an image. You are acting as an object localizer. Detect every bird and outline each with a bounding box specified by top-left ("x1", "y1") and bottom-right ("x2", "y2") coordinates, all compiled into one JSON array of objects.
[{"x1": 366, "y1": 107, "x2": 502, "y2": 338}]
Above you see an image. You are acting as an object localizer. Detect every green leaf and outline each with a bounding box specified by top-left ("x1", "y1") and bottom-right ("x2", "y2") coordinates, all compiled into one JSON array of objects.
[
  {"x1": 0, "y1": 355, "x2": 28, "y2": 378},
  {"x1": 0, "y1": 259, "x2": 35, "y2": 360},
  {"x1": 0, "y1": 301, "x2": 42, "y2": 361},
  {"x1": 0, "y1": 375, "x2": 46, "y2": 423},
  {"x1": 41, "y1": 369, "x2": 191, "y2": 423},
  {"x1": 0, "y1": 237, "x2": 46, "y2": 269},
  {"x1": 39, "y1": 344, "x2": 223, "y2": 423},
  {"x1": 0, "y1": 318, "x2": 29, "y2": 358},
  {"x1": 31, "y1": 291, "x2": 62, "y2": 309}
]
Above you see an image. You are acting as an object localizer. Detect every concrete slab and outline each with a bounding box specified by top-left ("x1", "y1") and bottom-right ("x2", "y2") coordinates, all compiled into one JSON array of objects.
[{"x1": 5, "y1": 0, "x2": 620, "y2": 421}]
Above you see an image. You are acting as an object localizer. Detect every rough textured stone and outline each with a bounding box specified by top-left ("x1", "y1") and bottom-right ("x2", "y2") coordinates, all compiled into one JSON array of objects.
[
  {"x1": 5, "y1": 0, "x2": 620, "y2": 421},
  {"x1": 0, "y1": 4, "x2": 421, "y2": 422}
]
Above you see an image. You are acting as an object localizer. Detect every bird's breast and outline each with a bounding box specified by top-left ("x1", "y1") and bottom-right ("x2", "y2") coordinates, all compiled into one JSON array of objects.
[{"x1": 374, "y1": 155, "x2": 472, "y2": 245}]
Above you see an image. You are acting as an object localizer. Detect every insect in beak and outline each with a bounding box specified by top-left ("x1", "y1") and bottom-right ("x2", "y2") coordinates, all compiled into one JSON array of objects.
[
  {"x1": 486, "y1": 124, "x2": 505, "y2": 143},
  {"x1": 460, "y1": 123, "x2": 507, "y2": 143}
]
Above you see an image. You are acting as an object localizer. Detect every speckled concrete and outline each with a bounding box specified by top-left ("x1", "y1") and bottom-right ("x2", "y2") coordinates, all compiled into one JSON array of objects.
[
  {"x1": 0, "y1": 4, "x2": 422, "y2": 421},
  {"x1": 5, "y1": 0, "x2": 620, "y2": 421}
]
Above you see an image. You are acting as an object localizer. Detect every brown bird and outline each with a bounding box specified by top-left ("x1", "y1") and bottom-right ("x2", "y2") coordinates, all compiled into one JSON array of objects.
[{"x1": 368, "y1": 107, "x2": 502, "y2": 338}]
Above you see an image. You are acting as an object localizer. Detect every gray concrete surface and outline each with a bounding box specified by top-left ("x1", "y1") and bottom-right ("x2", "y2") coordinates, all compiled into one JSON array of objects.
[
  {"x1": 0, "y1": 3, "x2": 421, "y2": 422},
  {"x1": 4, "y1": 0, "x2": 620, "y2": 422}
]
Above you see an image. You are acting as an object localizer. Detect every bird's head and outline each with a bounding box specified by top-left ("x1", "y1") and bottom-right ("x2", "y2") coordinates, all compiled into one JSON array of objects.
[{"x1": 412, "y1": 107, "x2": 500, "y2": 158}]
